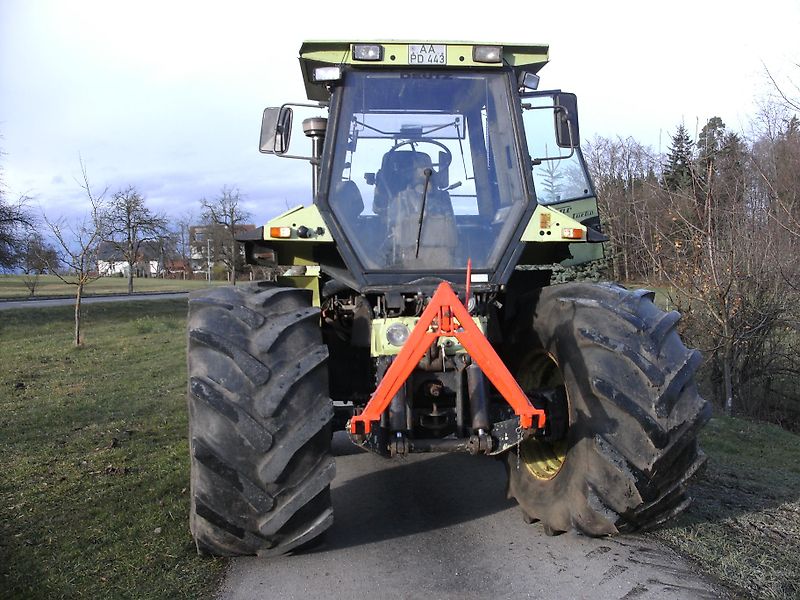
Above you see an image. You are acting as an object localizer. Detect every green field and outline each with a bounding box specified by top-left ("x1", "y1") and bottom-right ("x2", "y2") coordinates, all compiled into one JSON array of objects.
[
  {"x1": 0, "y1": 274, "x2": 227, "y2": 299},
  {"x1": 1, "y1": 298, "x2": 798, "y2": 599},
  {"x1": 0, "y1": 299, "x2": 224, "y2": 599}
]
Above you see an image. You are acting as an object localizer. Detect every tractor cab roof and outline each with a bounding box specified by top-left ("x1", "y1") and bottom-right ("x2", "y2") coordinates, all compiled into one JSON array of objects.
[{"x1": 299, "y1": 41, "x2": 549, "y2": 102}]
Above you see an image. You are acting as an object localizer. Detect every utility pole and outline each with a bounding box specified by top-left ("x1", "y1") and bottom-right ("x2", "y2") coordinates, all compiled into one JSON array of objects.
[{"x1": 207, "y1": 236, "x2": 211, "y2": 282}]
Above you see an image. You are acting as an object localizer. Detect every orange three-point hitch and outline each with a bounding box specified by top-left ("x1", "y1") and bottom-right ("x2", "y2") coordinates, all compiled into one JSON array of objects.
[{"x1": 348, "y1": 282, "x2": 546, "y2": 435}]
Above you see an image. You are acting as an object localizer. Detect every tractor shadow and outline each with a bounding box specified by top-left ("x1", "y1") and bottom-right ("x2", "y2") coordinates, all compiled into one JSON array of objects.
[{"x1": 321, "y1": 431, "x2": 516, "y2": 550}]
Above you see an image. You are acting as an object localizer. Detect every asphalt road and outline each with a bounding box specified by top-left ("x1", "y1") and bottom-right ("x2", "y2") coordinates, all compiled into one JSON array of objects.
[
  {"x1": 0, "y1": 292, "x2": 188, "y2": 310},
  {"x1": 219, "y1": 432, "x2": 726, "y2": 600}
]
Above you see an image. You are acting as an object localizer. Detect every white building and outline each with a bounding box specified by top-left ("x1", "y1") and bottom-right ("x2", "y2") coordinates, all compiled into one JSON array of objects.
[{"x1": 97, "y1": 241, "x2": 161, "y2": 277}]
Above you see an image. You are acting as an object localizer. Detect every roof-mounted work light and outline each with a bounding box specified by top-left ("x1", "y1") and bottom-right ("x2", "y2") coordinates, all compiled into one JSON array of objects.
[
  {"x1": 352, "y1": 44, "x2": 383, "y2": 61},
  {"x1": 472, "y1": 45, "x2": 502, "y2": 63},
  {"x1": 312, "y1": 66, "x2": 342, "y2": 82}
]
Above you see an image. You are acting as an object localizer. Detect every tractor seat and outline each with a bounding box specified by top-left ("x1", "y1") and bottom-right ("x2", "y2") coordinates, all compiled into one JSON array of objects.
[
  {"x1": 385, "y1": 186, "x2": 457, "y2": 268},
  {"x1": 334, "y1": 180, "x2": 364, "y2": 221},
  {"x1": 373, "y1": 151, "x2": 434, "y2": 215}
]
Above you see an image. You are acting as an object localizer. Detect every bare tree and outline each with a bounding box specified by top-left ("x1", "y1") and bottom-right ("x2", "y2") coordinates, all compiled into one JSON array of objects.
[
  {"x1": 584, "y1": 135, "x2": 662, "y2": 281},
  {"x1": 173, "y1": 211, "x2": 195, "y2": 280},
  {"x1": 589, "y1": 120, "x2": 800, "y2": 426},
  {"x1": 0, "y1": 195, "x2": 34, "y2": 271},
  {"x1": 104, "y1": 186, "x2": 168, "y2": 294},
  {"x1": 18, "y1": 232, "x2": 58, "y2": 297},
  {"x1": 42, "y1": 163, "x2": 107, "y2": 346},
  {"x1": 1, "y1": 142, "x2": 36, "y2": 270},
  {"x1": 764, "y1": 63, "x2": 800, "y2": 113},
  {"x1": 647, "y1": 131, "x2": 797, "y2": 420},
  {"x1": 200, "y1": 186, "x2": 251, "y2": 285}
]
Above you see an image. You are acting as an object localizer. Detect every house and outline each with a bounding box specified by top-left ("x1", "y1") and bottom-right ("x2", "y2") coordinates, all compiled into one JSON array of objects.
[
  {"x1": 189, "y1": 224, "x2": 256, "y2": 276},
  {"x1": 163, "y1": 258, "x2": 191, "y2": 279},
  {"x1": 97, "y1": 241, "x2": 162, "y2": 277}
]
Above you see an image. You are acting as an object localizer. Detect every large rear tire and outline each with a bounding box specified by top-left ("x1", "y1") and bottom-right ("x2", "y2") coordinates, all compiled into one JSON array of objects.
[
  {"x1": 187, "y1": 283, "x2": 334, "y2": 556},
  {"x1": 504, "y1": 282, "x2": 710, "y2": 535}
]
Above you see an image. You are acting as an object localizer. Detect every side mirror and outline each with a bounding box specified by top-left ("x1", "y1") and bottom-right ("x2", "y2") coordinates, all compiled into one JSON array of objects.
[
  {"x1": 554, "y1": 93, "x2": 580, "y2": 148},
  {"x1": 259, "y1": 106, "x2": 293, "y2": 154}
]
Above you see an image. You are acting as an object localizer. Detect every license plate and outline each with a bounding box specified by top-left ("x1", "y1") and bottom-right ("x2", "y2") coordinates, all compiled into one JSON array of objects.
[{"x1": 408, "y1": 44, "x2": 446, "y2": 65}]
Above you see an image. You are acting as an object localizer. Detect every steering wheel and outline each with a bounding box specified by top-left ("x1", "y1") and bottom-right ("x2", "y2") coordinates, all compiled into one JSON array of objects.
[
  {"x1": 388, "y1": 139, "x2": 452, "y2": 175},
  {"x1": 372, "y1": 139, "x2": 455, "y2": 216}
]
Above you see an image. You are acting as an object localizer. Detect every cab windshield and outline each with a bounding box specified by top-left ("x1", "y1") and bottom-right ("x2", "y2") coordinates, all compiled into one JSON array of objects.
[{"x1": 327, "y1": 70, "x2": 527, "y2": 272}]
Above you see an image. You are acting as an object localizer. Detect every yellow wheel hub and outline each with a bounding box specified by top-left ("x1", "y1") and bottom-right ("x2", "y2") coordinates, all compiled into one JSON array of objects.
[
  {"x1": 517, "y1": 351, "x2": 569, "y2": 481},
  {"x1": 520, "y1": 438, "x2": 567, "y2": 480}
]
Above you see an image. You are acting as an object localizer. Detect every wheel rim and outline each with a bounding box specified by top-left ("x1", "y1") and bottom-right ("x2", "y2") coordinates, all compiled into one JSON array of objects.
[{"x1": 517, "y1": 351, "x2": 568, "y2": 481}]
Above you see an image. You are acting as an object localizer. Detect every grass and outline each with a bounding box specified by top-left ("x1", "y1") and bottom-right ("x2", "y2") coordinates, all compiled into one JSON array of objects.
[
  {"x1": 0, "y1": 274, "x2": 227, "y2": 299},
  {"x1": 651, "y1": 415, "x2": 800, "y2": 599},
  {"x1": 0, "y1": 299, "x2": 224, "y2": 599}
]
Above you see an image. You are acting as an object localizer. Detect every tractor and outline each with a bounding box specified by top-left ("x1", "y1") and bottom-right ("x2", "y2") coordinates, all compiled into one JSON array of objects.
[{"x1": 186, "y1": 41, "x2": 710, "y2": 556}]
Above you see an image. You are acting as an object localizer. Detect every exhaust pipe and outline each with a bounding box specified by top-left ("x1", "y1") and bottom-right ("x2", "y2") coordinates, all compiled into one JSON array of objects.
[{"x1": 303, "y1": 117, "x2": 327, "y2": 198}]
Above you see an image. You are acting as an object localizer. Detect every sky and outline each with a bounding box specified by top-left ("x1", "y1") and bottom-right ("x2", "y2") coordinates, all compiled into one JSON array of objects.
[{"x1": 1, "y1": 0, "x2": 799, "y2": 228}]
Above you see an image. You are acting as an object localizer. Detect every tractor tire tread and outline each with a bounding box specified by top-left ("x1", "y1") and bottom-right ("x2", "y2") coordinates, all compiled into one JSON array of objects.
[
  {"x1": 188, "y1": 283, "x2": 334, "y2": 556},
  {"x1": 505, "y1": 282, "x2": 708, "y2": 537}
]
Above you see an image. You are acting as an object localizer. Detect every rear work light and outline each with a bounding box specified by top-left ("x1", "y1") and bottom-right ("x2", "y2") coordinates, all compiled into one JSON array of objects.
[
  {"x1": 352, "y1": 44, "x2": 383, "y2": 61},
  {"x1": 561, "y1": 228, "x2": 584, "y2": 240},
  {"x1": 269, "y1": 226, "x2": 292, "y2": 238},
  {"x1": 472, "y1": 45, "x2": 502, "y2": 63}
]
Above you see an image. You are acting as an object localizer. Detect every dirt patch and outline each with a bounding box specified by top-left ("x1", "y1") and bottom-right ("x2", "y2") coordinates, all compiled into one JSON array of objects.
[{"x1": 651, "y1": 416, "x2": 800, "y2": 599}]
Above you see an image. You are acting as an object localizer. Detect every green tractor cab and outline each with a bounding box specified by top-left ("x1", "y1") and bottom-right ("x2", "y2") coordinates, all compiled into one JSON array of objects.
[{"x1": 187, "y1": 41, "x2": 709, "y2": 556}]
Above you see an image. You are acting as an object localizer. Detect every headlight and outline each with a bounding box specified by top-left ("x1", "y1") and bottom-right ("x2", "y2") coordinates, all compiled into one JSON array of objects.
[{"x1": 386, "y1": 323, "x2": 410, "y2": 347}]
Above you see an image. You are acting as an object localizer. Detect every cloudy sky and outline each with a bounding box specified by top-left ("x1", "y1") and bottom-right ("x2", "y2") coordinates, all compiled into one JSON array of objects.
[{"x1": 1, "y1": 0, "x2": 798, "y2": 227}]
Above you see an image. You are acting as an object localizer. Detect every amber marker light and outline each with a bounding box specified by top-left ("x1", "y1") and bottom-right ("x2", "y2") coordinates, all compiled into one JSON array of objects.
[
  {"x1": 561, "y1": 228, "x2": 584, "y2": 240},
  {"x1": 269, "y1": 226, "x2": 292, "y2": 238}
]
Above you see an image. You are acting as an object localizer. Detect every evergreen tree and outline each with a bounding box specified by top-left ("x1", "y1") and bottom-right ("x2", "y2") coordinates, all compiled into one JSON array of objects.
[
  {"x1": 696, "y1": 117, "x2": 726, "y2": 164},
  {"x1": 662, "y1": 124, "x2": 695, "y2": 191},
  {"x1": 695, "y1": 117, "x2": 728, "y2": 202},
  {"x1": 715, "y1": 132, "x2": 747, "y2": 209}
]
